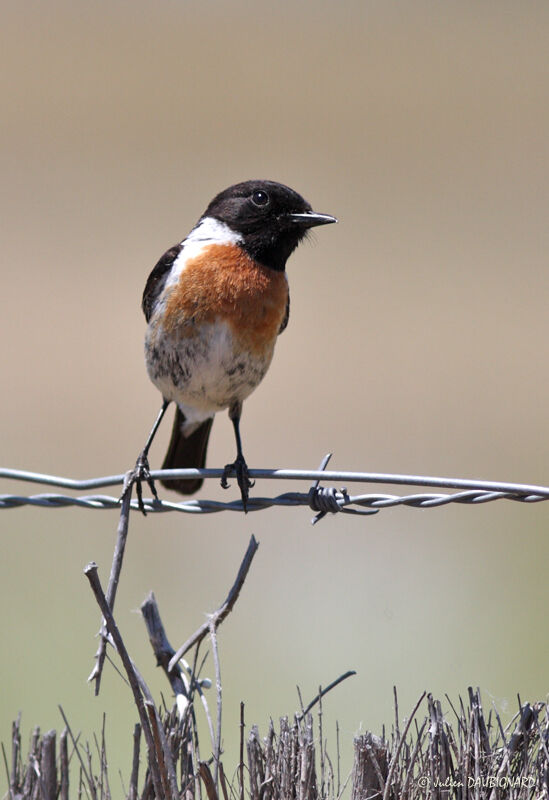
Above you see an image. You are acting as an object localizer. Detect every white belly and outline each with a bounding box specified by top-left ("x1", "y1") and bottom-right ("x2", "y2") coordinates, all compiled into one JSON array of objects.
[{"x1": 145, "y1": 317, "x2": 274, "y2": 418}]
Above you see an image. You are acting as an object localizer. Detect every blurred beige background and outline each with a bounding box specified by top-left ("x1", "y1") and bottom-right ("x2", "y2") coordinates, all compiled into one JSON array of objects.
[{"x1": 2, "y1": 0, "x2": 549, "y2": 791}]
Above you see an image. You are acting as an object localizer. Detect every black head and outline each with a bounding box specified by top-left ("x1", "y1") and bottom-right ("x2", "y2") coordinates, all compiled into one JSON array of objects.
[{"x1": 203, "y1": 179, "x2": 337, "y2": 271}]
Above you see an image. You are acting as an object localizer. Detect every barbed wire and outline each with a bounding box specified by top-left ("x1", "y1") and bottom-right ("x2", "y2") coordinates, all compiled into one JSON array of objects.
[{"x1": 2, "y1": 459, "x2": 549, "y2": 521}]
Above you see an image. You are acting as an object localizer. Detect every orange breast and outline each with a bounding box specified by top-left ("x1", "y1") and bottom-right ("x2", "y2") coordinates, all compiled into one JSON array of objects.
[{"x1": 164, "y1": 243, "x2": 289, "y2": 357}]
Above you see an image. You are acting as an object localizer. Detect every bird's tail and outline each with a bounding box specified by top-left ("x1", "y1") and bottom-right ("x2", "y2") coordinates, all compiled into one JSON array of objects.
[{"x1": 161, "y1": 407, "x2": 213, "y2": 495}]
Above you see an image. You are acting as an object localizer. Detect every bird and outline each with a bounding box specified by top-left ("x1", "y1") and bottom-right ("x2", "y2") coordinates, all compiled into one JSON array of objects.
[{"x1": 127, "y1": 179, "x2": 337, "y2": 511}]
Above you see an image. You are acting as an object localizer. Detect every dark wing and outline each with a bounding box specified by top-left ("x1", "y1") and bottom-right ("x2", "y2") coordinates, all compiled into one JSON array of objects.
[
  {"x1": 278, "y1": 291, "x2": 290, "y2": 334},
  {"x1": 142, "y1": 243, "x2": 183, "y2": 322}
]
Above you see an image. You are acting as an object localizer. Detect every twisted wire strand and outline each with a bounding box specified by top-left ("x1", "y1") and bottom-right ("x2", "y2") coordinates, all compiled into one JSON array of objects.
[{"x1": 1, "y1": 463, "x2": 549, "y2": 518}]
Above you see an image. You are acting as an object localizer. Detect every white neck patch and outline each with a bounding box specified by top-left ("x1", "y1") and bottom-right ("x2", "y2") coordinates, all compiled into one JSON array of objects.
[
  {"x1": 185, "y1": 216, "x2": 243, "y2": 248},
  {"x1": 166, "y1": 217, "x2": 243, "y2": 289}
]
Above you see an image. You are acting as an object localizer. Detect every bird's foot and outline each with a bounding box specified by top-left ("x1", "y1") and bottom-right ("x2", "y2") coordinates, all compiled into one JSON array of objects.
[
  {"x1": 121, "y1": 452, "x2": 160, "y2": 516},
  {"x1": 221, "y1": 454, "x2": 255, "y2": 511}
]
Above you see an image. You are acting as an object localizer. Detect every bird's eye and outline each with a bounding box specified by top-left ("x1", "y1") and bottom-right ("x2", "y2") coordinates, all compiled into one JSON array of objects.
[{"x1": 251, "y1": 190, "x2": 269, "y2": 207}]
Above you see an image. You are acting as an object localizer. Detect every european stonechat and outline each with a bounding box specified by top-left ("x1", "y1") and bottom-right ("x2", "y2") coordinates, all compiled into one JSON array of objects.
[{"x1": 128, "y1": 179, "x2": 336, "y2": 510}]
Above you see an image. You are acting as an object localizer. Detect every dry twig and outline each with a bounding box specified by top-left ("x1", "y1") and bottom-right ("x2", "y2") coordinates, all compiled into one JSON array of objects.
[{"x1": 168, "y1": 535, "x2": 259, "y2": 670}]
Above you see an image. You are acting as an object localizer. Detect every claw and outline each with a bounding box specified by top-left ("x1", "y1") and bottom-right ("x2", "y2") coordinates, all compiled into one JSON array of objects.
[
  {"x1": 221, "y1": 454, "x2": 254, "y2": 511},
  {"x1": 120, "y1": 454, "x2": 159, "y2": 516}
]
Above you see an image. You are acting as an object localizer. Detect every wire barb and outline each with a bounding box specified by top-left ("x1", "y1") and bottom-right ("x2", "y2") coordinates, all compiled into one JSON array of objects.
[{"x1": 308, "y1": 454, "x2": 379, "y2": 524}]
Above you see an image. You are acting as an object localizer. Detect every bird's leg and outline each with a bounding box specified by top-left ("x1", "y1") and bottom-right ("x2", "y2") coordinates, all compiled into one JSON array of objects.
[
  {"x1": 122, "y1": 399, "x2": 170, "y2": 515},
  {"x1": 221, "y1": 401, "x2": 254, "y2": 511}
]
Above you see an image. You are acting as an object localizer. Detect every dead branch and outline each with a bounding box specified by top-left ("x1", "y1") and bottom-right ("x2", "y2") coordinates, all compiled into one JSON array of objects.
[
  {"x1": 298, "y1": 671, "x2": 357, "y2": 721},
  {"x1": 168, "y1": 534, "x2": 259, "y2": 670},
  {"x1": 352, "y1": 733, "x2": 389, "y2": 800},
  {"x1": 141, "y1": 591, "x2": 189, "y2": 698},
  {"x1": 84, "y1": 561, "x2": 167, "y2": 799},
  {"x1": 88, "y1": 486, "x2": 133, "y2": 693}
]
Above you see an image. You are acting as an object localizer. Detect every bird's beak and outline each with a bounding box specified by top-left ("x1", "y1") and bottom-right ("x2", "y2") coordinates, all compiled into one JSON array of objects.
[{"x1": 288, "y1": 211, "x2": 338, "y2": 228}]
